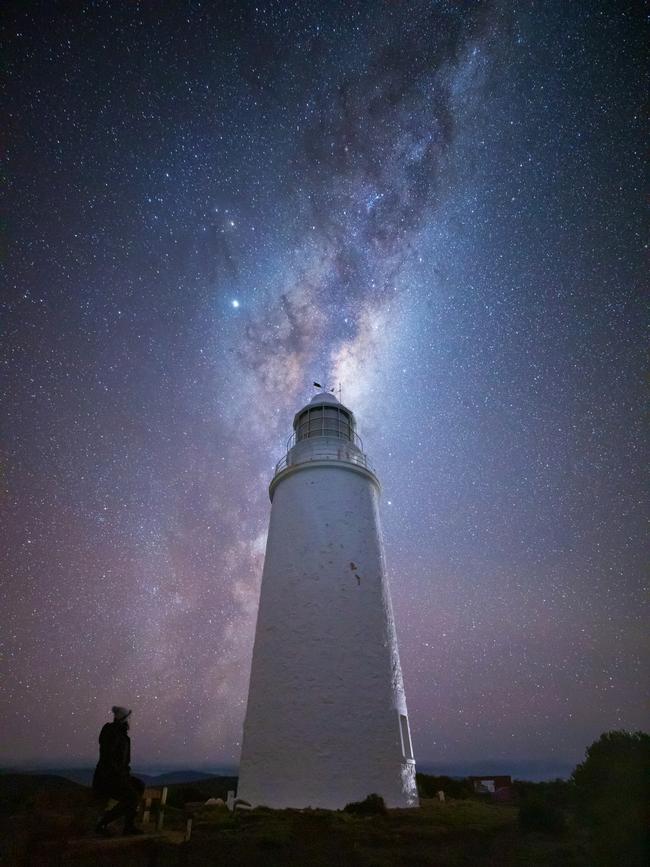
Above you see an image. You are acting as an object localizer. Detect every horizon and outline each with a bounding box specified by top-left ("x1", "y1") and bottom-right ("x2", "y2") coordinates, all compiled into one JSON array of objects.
[
  {"x1": 2, "y1": 758, "x2": 575, "y2": 784},
  {"x1": 0, "y1": 719, "x2": 602, "y2": 780}
]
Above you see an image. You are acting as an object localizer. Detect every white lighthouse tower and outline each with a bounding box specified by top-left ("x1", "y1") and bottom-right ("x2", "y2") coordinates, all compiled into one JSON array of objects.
[{"x1": 237, "y1": 391, "x2": 418, "y2": 809}]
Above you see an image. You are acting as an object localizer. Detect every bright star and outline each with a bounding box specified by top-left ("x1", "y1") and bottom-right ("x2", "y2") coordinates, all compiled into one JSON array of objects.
[{"x1": 231, "y1": 299, "x2": 240, "y2": 308}]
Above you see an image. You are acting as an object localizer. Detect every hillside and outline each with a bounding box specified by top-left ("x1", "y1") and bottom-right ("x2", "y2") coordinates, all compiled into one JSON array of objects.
[
  {"x1": 0, "y1": 768, "x2": 224, "y2": 787},
  {"x1": 0, "y1": 773, "x2": 588, "y2": 867},
  {"x1": 0, "y1": 775, "x2": 88, "y2": 818}
]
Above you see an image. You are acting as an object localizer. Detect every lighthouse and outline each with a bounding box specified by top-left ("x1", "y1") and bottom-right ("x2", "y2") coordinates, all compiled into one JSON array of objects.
[{"x1": 237, "y1": 391, "x2": 418, "y2": 809}]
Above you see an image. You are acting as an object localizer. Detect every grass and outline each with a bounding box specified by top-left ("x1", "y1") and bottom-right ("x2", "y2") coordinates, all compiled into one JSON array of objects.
[
  {"x1": 152, "y1": 798, "x2": 586, "y2": 867},
  {"x1": 0, "y1": 777, "x2": 591, "y2": 867}
]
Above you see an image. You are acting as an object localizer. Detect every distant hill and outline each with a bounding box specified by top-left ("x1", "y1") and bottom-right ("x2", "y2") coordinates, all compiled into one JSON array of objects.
[
  {"x1": 0, "y1": 767, "x2": 222, "y2": 787},
  {"x1": 1, "y1": 762, "x2": 573, "y2": 784},
  {"x1": 0, "y1": 774, "x2": 84, "y2": 817},
  {"x1": 148, "y1": 770, "x2": 220, "y2": 786},
  {"x1": 163, "y1": 774, "x2": 239, "y2": 807},
  {"x1": 416, "y1": 761, "x2": 573, "y2": 782},
  {"x1": 0, "y1": 771, "x2": 239, "y2": 818}
]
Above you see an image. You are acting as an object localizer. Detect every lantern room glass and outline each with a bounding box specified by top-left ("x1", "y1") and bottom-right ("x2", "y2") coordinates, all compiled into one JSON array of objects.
[{"x1": 295, "y1": 405, "x2": 353, "y2": 442}]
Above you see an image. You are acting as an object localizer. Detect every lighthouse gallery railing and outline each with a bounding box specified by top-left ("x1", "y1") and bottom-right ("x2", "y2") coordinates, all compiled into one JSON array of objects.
[{"x1": 274, "y1": 431, "x2": 375, "y2": 477}]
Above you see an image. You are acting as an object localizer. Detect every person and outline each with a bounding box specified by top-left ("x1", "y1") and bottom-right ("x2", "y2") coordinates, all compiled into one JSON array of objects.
[{"x1": 92, "y1": 706, "x2": 145, "y2": 836}]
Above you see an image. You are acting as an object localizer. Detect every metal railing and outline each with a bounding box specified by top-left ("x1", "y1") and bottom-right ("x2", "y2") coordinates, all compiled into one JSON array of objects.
[{"x1": 274, "y1": 431, "x2": 375, "y2": 477}]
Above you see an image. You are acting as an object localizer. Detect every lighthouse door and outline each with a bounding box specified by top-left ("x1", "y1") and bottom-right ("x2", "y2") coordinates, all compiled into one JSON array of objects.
[{"x1": 399, "y1": 713, "x2": 414, "y2": 760}]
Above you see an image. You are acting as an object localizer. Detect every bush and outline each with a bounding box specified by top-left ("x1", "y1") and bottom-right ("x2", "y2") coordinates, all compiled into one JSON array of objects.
[
  {"x1": 513, "y1": 778, "x2": 574, "y2": 810},
  {"x1": 416, "y1": 773, "x2": 473, "y2": 800},
  {"x1": 572, "y1": 731, "x2": 649, "y2": 815},
  {"x1": 571, "y1": 730, "x2": 650, "y2": 866},
  {"x1": 165, "y1": 776, "x2": 238, "y2": 808},
  {"x1": 343, "y1": 793, "x2": 387, "y2": 816},
  {"x1": 518, "y1": 797, "x2": 567, "y2": 833}
]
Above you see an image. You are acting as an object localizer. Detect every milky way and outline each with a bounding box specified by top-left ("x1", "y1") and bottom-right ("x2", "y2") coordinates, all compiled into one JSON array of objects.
[{"x1": 2, "y1": 2, "x2": 646, "y2": 777}]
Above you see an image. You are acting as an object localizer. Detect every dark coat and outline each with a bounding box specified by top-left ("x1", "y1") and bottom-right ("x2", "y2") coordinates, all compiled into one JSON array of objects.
[{"x1": 92, "y1": 721, "x2": 131, "y2": 793}]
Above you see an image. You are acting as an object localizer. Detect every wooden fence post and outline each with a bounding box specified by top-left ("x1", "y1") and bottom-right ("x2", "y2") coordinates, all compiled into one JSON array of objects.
[{"x1": 156, "y1": 787, "x2": 168, "y2": 831}]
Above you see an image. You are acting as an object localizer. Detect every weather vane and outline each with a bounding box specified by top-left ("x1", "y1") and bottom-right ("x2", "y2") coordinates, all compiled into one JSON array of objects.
[{"x1": 313, "y1": 380, "x2": 342, "y2": 401}]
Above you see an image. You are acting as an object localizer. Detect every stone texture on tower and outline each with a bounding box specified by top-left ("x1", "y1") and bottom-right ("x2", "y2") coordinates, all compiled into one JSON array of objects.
[{"x1": 237, "y1": 392, "x2": 418, "y2": 809}]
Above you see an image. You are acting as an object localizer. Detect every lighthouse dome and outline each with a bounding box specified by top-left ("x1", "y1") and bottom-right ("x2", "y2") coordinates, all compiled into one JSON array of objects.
[{"x1": 309, "y1": 391, "x2": 339, "y2": 405}]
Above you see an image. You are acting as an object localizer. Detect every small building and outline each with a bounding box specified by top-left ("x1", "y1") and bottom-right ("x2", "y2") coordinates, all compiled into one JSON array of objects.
[{"x1": 469, "y1": 775, "x2": 513, "y2": 800}]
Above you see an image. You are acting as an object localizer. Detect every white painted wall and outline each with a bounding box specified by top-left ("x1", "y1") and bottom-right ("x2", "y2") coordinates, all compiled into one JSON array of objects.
[{"x1": 237, "y1": 431, "x2": 418, "y2": 809}]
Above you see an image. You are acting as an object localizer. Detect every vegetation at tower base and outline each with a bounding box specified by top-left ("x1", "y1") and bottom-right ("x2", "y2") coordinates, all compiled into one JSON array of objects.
[
  {"x1": 1, "y1": 731, "x2": 647, "y2": 866},
  {"x1": 342, "y1": 792, "x2": 388, "y2": 816}
]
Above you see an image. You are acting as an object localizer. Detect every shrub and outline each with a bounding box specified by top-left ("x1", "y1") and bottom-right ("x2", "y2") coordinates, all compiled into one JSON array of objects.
[
  {"x1": 416, "y1": 773, "x2": 473, "y2": 800},
  {"x1": 572, "y1": 730, "x2": 649, "y2": 817},
  {"x1": 513, "y1": 778, "x2": 574, "y2": 810},
  {"x1": 343, "y1": 793, "x2": 387, "y2": 816},
  {"x1": 518, "y1": 797, "x2": 566, "y2": 833},
  {"x1": 571, "y1": 730, "x2": 650, "y2": 866}
]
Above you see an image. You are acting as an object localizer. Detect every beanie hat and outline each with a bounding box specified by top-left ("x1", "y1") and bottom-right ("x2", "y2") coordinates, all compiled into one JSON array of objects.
[{"x1": 112, "y1": 706, "x2": 132, "y2": 721}]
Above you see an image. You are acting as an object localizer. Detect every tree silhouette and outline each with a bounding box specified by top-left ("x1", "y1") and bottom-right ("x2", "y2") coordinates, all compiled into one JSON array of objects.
[{"x1": 572, "y1": 730, "x2": 650, "y2": 866}]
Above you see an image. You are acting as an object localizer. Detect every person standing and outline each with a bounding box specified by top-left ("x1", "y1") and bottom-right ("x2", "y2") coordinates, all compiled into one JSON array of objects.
[{"x1": 93, "y1": 706, "x2": 144, "y2": 836}]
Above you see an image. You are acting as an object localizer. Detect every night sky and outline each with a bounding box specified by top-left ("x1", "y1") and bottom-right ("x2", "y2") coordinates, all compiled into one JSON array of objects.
[{"x1": 2, "y1": 1, "x2": 646, "y2": 778}]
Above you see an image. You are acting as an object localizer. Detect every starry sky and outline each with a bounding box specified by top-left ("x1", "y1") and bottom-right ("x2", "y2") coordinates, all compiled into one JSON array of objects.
[{"x1": 2, "y1": 1, "x2": 647, "y2": 778}]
